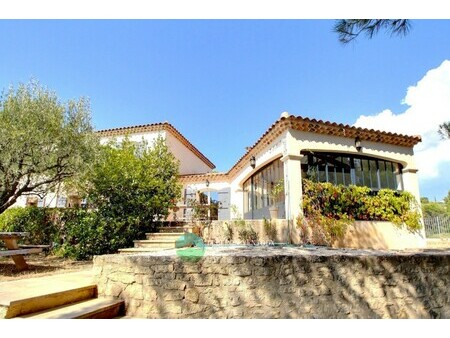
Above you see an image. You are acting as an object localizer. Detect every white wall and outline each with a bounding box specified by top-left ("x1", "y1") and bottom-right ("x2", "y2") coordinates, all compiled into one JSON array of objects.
[{"x1": 165, "y1": 133, "x2": 213, "y2": 175}]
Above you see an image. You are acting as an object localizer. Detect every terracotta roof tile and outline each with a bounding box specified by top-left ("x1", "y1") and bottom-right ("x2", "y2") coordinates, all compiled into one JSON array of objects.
[
  {"x1": 179, "y1": 172, "x2": 229, "y2": 184},
  {"x1": 96, "y1": 122, "x2": 215, "y2": 169},
  {"x1": 227, "y1": 115, "x2": 422, "y2": 178}
]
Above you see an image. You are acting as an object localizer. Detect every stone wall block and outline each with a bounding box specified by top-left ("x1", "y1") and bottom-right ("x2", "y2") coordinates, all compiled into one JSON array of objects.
[
  {"x1": 175, "y1": 263, "x2": 202, "y2": 274},
  {"x1": 143, "y1": 288, "x2": 158, "y2": 301},
  {"x1": 221, "y1": 256, "x2": 247, "y2": 264},
  {"x1": 182, "y1": 302, "x2": 207, "y2": 315},
  {"x1": 162, "y1": 290, "x2": 185, "y2": 301},
  {"x1": 104, "y1": 282, "x2": 125, "y2": 297},
  {"x1": 185, "y1": 288, "x2": 200, "y2": 303},
  {"x1": 163, "y1": 280, "x2": 187, "y2": 290},
  {"x1": 228, "y1": 265, "x2": 252, "y2": 277},
  {"x1": 151, "y1": 264, "x2": 174, "y2": 273},
  {"x1": 190, "y1": 274, "x2": 213, "y2": 286},
  {"x1": 252, "y1": 266, "x2": 272, "y2": 276},
  {"x1": 122, "y1": 284, "x2": 144, "y2": 300},
  {"x1": 108, "y1": 271, "x2": 136, "y2": 284}
]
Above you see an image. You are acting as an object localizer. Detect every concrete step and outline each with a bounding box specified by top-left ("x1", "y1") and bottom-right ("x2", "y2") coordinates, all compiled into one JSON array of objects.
[
  {"x1": 158, "y1": 227, "x2": 188, "y2": 233},
  {"x1": 0, "y1": 271, "x2": 96, "y2": 319},
  {"x1": 17, "y1": 297, "x2": 124, "y2": 319},
  {"x1": 118, "y1": 247, "x2": 171, "y2": 254},
  {"x1": 146, "y1": 232, "x2": 184, "y2": 240},
  {"x1": 133, "y1": 239, "x2": 177, "y2": 249}
]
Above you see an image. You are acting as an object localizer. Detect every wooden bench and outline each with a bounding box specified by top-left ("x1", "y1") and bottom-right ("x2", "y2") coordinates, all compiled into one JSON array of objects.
[
  {"x1": 0, "y1": 232, "x2": 45, "y2": 271},
  {"x1": 0, "y1": 248, "x2": 43, "y2": 257}
]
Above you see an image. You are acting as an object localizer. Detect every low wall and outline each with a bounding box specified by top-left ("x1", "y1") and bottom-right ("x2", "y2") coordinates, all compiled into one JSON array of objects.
[
  {"x1": 201, "y1": 220, "x2": 426, "y2": 250},
  {"x1": 333, "y1": 221, "x2": 427, "y2": 250},
  {"x1": 93, "y1": 247, "x2": 450, "y2": 319},
  {"x1": 202, "y1": 219, "x2": 291, "y2": 244}
]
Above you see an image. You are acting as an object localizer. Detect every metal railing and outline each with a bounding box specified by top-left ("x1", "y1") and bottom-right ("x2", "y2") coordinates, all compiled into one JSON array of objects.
[{"x1": 423, "y1": 216, "x2": 450, "y2": 237}]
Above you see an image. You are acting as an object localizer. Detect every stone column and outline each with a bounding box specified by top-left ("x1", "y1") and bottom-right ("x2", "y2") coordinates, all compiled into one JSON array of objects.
[
  {"x1": 402, "y1": 167, "x2": 427, "y2": 244},
  {"x1": 401, "y1": 168, "x2": 421, "y2": 203},
  {"x1": 280, "y1": 154, "x2": 303, "y2": 221}
]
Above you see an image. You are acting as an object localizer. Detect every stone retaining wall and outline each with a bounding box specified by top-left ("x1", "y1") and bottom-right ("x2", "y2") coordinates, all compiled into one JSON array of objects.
[{"x1": 93, "y1": 247, "x2": 450, "y2": 318}]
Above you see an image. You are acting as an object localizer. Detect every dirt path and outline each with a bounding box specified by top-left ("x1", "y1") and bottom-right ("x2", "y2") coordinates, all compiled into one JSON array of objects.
[{"x1": 0, "y1": 254, "x2": 92, "y2": 282}]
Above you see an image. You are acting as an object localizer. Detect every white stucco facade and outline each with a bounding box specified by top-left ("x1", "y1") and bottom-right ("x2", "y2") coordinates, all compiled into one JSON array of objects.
[{"x1": 178, "y1": 113, "x2": 422, "y2": 225}]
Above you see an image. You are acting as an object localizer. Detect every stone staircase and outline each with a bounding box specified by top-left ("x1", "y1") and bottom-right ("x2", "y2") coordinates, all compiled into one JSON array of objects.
[
  {"x1": 0, "y1": 271, "x2": 124, "y2": 319},
  {"x1": 118, "y1": 227, "x2": 186, "y2": 254}
]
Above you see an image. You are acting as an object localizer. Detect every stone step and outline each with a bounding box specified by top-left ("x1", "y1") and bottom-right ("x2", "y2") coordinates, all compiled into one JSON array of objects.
[
  {"x1": 118, "y1": 247, "x2": 171, "y2": 254},
  {"x1": 17, "y1": 297, "x2": 124, "y2": 319},
  {"x1": 158, "y1": 227, "x2": 188, "y2": 233},
  {"x1": 146, "y1": 232, "x2": 184, "y2": 240},
  {"x1": 0, "y1": 271, "x2": 96, "y2": 319},
  {"x1": 133, "y1": 239, "x2": 177, "y2": 249}
]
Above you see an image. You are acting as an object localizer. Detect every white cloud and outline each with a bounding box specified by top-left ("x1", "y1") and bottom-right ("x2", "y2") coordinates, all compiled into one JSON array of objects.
[{"x1": 354, "y1": 60, "x2": 450, "y2": 179}]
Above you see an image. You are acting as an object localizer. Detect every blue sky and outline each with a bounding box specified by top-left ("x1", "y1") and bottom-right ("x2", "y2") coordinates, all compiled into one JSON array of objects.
[{"x1": 1, "y1": 19, "x2": 449, "y2": 200}]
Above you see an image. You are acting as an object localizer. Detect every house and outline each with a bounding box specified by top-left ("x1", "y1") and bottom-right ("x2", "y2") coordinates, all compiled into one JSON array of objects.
[
  {"x1": 14, "y1": 112, "x2": 426, "y2": 248},
  {"x1": 179, "y1": 112, "x2": 422, "y2": 220},
  {"x1": 17, "y1": 112, "x2": 422, "y2": 222}
]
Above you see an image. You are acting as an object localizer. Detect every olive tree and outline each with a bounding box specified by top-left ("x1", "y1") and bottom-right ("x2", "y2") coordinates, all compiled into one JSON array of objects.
[{"x1": 0, "y1": 80, "x2": 98, "y2": 214}]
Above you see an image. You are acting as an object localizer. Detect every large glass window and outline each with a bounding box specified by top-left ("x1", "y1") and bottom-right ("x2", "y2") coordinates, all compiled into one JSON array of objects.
[
  {"x1": 301, "y1": 151, "x2": 403, "y2": 191},
  {"x1": 243, "y1": 158, "x2": 284, "y2": 213}
]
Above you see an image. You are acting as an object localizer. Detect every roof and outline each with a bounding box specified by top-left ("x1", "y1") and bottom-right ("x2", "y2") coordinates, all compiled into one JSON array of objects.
[
  {"x1": 96, "y1": 122, "x2": 215, "y2": 169},
  {"x1": 179, "y1": 172, "x2": 229, "y2": 184},
  {"x1": 227, "y1": 115, "x2": 422, "y2": 178}
]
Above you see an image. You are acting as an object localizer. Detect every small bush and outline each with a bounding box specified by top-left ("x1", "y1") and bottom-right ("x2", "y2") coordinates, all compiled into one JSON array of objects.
[
  {"x1": 223, "y1": 222, "x2": 234, "y2": 243},
  {"x1": 237, "y1": 221, "x2": 259, "y2": 245},
  {"x1": 263, "y1": 218, "x2": 277, "y2": 242}
]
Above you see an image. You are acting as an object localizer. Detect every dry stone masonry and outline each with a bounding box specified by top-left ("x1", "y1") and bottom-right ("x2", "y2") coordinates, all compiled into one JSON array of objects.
[{"x1": 93, "y1": 246, "x2": 450, "y2": 318}]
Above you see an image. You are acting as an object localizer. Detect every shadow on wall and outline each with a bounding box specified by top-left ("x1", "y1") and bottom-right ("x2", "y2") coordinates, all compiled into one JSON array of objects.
[
  {"x1": 332, "y1": 221, "x2": 426, "y2": 250},
  {"x1": 93, "y1": 251, "x2": 450, "y2": 319}
]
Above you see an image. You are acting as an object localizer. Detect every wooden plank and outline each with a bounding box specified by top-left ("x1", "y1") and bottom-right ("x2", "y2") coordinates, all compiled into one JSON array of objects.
[
  {"x1": 18, "y1": 244, "x2": 51, "y2": 249},
  {"x1": 0, "y1": 232, "x2": 28, "y2": 240},
  {"x1": 0, "y1": 248, "x2": 43, "y2": 257}
]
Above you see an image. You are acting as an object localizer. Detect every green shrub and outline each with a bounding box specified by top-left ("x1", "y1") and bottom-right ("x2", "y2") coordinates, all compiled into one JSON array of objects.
[
  {"x1": 299, "y1": 179, "x2": 422, "y2": 246},
  {"x1": 57, "y1": 208, "x2": 156, "y2": 260},
  {"x1": 0, "y1": 207, "x2": 59, "y2": 246}
]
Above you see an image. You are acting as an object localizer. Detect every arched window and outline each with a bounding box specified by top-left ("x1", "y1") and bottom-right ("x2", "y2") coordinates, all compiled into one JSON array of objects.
[
  {"x1": 243, "y1": 158, "x2": 284, "y2": 213},
  {"x1": 300, "y1": 151, "x2": 403, "y2": 191}
]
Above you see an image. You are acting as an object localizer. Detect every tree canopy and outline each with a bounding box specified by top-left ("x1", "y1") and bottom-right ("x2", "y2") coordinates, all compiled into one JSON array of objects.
[
  {"x1": 334, "y1": 19, "x2": 411, "y2": 44},
  {"x1": 0, "y1": 80, "x2": 98, "y2": 214},
  {"x1": 421, "y1": 190, "x2": 450, "y2": 218},
  {"x1": 86, "y1": 136, "x2": 182, "y2": 224},
  {"x1": 438, "y1": 122, "x2": 450, "y2": 139}
]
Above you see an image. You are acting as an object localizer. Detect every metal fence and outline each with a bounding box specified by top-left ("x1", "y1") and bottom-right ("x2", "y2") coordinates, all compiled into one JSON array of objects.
[{"x1": 423, "y1": 216, "x2": 450, "y2": 237}]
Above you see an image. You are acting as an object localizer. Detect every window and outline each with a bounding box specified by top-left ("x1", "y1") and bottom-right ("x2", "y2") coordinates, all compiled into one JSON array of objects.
[
  {"x1": 243, "y1": 158, "x2": 284, "y2": 213},
  {"x1": 301, "y1": 151, "x2": 403, "y2": 191}
]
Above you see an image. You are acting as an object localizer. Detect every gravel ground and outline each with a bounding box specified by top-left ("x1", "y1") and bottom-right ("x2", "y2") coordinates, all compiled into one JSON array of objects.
[{"x1": 0, "y1": 254, "x2": 92, "y2": 282}]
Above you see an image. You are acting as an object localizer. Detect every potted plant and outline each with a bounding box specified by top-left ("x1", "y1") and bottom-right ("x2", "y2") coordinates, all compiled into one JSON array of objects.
[{"x1": 269, "y1": 179, "x2": 284, "y2": 219}]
